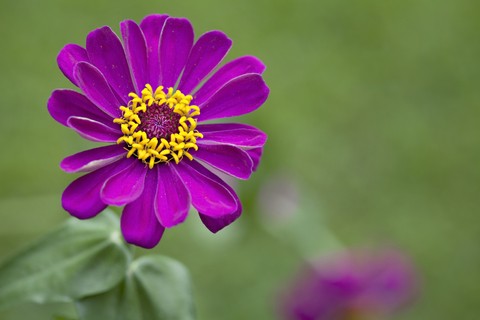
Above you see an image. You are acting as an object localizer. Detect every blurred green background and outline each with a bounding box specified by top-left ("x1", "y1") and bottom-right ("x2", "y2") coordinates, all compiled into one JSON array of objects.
[{"x1": 1, "y1": 0, "x2": 479, "y2": 319}]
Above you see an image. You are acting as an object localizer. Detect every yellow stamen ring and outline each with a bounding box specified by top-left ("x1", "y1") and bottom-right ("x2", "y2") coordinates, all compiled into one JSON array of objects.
[{"x1": 114, "y1": 85, "x2": 203, "y2": 169}]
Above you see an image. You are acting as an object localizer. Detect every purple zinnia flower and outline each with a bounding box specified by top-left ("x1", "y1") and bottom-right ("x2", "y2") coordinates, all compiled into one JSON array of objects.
[
  {"x1": 279, "y1": 250, "x2": 418, "y2": 320},
  {"x1": 47, "y1": 14, "x2": 269, "y2": 248}
]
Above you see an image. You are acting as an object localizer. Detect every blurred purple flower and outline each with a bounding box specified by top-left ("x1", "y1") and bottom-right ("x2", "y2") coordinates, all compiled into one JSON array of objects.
[
  {"x1": 47, "y1": 14, "x2": 269, "y2": 248},
  {"x1": 279, "y1": 250, "x2": 418, "y2": 320}
]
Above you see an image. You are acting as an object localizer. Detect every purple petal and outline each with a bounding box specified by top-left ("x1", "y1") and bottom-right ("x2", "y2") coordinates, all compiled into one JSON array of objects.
[
  {"x1": 199, "y1": 209, "x2": 241, "y2": 234},
  {"x1": 177, "y1": 31, "x2": 232, "y2": 94},
  {"x1": 193, "y1": 56, "x2": 266, "y2": 105},
  {"x1": 198, "y1": 123, "x2": 267, "y2": 148},
  {"x1": 62, "y1": 160, "x2": 127, "y2": 219},
  {"x1": 159, "y1": 17, "x2": 194, "y2": 88},
  {"x1": 57, "y1": 44, "x2": 89, "y2": 86},
  {"x1": 155, "y1": 164, "x2": 191, "y2": 228},
  {"x1": 86, "y1": 26, "x2": 135, "y2": 103},
  {"x1": 47, "y1": 89, "x2": 113, "y2": 127},
  {"x1": 67, "y1": 116, "x2": 120, "y2": 142},
  {"x1": 197, "y1": 168, "x2": 242, "y2": 233},
  {"x1": 74, "y1": 62, "x2": 122, "y2": 118},
  {"x1": 60, "y1": 144, "x2": 126, "y2": 173},
  {"x1": 121, "y1": 170, "x2": 165, "y2": 248},
  {"x1": 176, "y1": 160, "x2": 237, "y2": 217},
  {"x1": 101, "y1": 160, "x2": 147, "y2": 206},
  {"x1": 120, "y1": 20, "x2": 149, "y2": 92},
  {"x1": 245, "y1": 147, "x2": 263, "y2": 171},
  {"x1": 194, "y1": 143, "x2": 253, "y2": 180},
  {"x1": 198, "y1": 73, "x2": 269, "y2": 121},
  {"x1": 366, "y1": 252, "x2": 418, "y2": 309},
  {"x1": 140, "y1": 14, "x2": 169, "y2": 88}
]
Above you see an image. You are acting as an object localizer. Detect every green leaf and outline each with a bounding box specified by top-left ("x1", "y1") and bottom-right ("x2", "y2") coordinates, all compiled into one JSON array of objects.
[
  {"x1": 77, "y1": 255, "x2": 195, "y2": 320},
  {"x1": 0, "y1": 210, "x2": 131, "y2": 310}
]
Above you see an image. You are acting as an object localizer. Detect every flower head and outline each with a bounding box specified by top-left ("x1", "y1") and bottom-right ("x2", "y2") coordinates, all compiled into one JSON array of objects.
[
  {"x1": 279, "y1": 250, "x2": 418, "y2": 320},
  {"x1": 48, "y1": 14, "x2": 269, "y2": 248}
]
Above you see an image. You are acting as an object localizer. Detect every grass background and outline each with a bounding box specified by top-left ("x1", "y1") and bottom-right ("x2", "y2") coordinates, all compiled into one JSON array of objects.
[{"x1": 1, "y1": 0, "x2": 479, "y2": 318}]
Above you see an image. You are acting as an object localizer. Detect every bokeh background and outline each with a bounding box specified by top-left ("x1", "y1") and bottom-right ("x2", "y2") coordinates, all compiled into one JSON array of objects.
[{"x1": 1, "y1": 0, "x2": 479, "y2": 319}]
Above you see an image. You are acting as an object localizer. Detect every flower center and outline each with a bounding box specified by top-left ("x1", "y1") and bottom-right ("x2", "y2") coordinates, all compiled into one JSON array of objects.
[
  {"x1": 137, "y1": 103, "x2": 181, "y2": 138},
  {"x1": 114, "y1": 85, "x2": 203, "y2": 169}
]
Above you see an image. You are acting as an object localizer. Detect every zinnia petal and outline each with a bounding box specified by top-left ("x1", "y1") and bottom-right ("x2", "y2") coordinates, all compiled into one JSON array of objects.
[
  {"x1": 245, "y1": 147, "x2": 264, "y2": 172},
  {"x1": 60, "y1": 144, "x2": 126, "y2": 173},
  {"x1": 176, "y1": 160, "x2": 237, "y2": 217},
  {"x1": 121, "y1": 170, "x2": 165, "y2": 249},
  {"x1": 198, "y1": 123, "x2": 267, "y2": 148},
  {"x1": 120, "y1": 20, "x2": 149, "y2": 92},
  {"x1": 199, "y1": 210, "x2": 242, "y2": 234},
  {"x1": 198, "y1": 73, "x2": 269, "y2": 121},
  {"x1": 155, "y1": 165, "x2": 191, "y2": 228},
  {"x1": 57, "y1": 44, "x2": 89, "y2": 86},
  {"x1": 194, "y1": 142, "x2": 253, "y2": 180},
  {"x1": 74, "y1": 62, "x2": 122, "y2": 118},
  {"x1": 177, "y1": 31, "x2": 232, "y2": 94},
  {"x1": 67, "y1": 116, "x2": 120, "y2": 142},
  {"x1": 159, "y1": 17, "x2": 194, "y2": 88},
  {"x1": 86, "y1": 26, "x2": 135, "y2": 103},
  {"x1": 193, "y1": 55, "x2": 266, "y2": 105},
  {"x1": 198, "y1": 171, "x2": 242, "y2": 233},
  {"x1": 62, "y1": 160, "x2": 128, "y2": 219},
  {"x1": 47, "y1": 89, "x2": 113, "y2": 127},
  {"x1": 140, "y1": 14, "x2": 169, "y2": 87},
  {"x1": 101, "y1": 160, "x2": 147, "y2": 206}
]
